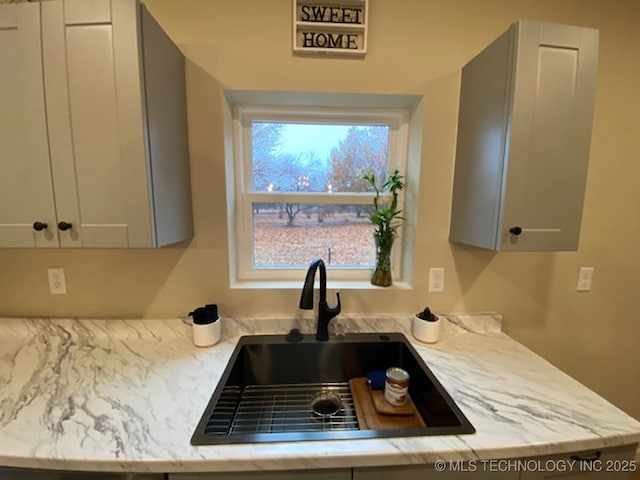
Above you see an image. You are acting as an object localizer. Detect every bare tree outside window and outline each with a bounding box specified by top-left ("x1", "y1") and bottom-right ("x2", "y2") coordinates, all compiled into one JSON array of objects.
[{"x1": 250, "y1": 122, "x2": 390, "y2": 267}]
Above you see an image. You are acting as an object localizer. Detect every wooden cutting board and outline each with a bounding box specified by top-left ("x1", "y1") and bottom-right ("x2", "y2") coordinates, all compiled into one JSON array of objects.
[{"x1": 349, "y1": 377, "x2": 427, "y2": 430}]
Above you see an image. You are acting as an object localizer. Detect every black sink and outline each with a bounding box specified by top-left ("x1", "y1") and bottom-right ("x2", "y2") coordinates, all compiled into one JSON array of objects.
[{"x1": 191, "y1": 332, "x2": 474, "y2": 444}]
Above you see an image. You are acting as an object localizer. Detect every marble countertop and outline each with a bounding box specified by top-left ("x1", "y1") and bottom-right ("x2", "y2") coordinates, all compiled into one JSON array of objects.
[{"x1": 0, "y1": 314, "x2": 639, "y2": 473}]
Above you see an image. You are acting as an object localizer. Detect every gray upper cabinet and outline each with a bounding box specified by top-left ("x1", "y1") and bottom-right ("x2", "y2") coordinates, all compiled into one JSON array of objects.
[
  {"x1": 450, "y1": 20, "x2": 598, "y2": 251},
  {"x1": 0, "y1": 0, "x2": 193, "y2": 248}
]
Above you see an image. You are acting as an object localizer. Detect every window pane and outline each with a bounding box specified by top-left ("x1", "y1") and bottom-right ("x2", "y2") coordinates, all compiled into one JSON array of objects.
[
  {"x1": 252, "y1": 122, "x2": 390, "y2": 193},
  {"x1": 252, "y1": 203, "x2": 376, "y2": 267}
]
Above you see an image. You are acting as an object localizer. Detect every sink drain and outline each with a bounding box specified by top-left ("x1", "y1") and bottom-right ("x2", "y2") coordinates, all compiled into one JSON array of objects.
[{"x1": 310, "y1": 390, "x2": 342, "y2": 418}]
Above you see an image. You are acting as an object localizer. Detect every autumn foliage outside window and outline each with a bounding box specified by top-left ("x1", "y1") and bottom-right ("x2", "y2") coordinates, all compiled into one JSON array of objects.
[{"x1": 233, "y1": 105, "x2": 408, "y2": 281}]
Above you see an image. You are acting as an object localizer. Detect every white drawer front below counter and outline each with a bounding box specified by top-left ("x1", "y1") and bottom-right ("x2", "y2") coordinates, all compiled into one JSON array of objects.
[{"x1": 168, "y1": 469, "x2": 350, "y2": 480}]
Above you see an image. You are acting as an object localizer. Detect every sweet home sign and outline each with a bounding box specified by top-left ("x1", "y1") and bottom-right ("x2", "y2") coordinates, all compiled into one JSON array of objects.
[{"x1": 293, "y1": 0, "x2": 368, "y2": 56}]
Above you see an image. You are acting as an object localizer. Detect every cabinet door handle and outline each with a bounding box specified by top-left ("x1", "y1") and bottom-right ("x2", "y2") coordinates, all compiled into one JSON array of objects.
[
  {"x1": 57, "y1": 221, "x2": 73, "y2": 231},
  {"x1": 569, "y1": 451, "x2": 602, "y2": 463},
  {"x1": 509, "y1": 226, "x2": 523, "y2": 236},
  {"x1": 33, "y1": 221, "x2": 49, "y2": 231}
]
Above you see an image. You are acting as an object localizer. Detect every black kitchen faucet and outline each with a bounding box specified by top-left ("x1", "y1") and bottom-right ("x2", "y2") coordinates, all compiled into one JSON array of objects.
[{"x1": 299, "y1": 258, "x2": 341, "y2": 341}]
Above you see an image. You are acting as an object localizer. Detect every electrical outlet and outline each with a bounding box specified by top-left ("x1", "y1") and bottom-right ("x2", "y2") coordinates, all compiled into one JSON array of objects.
[
  {"x1": 576, "y1": 267, "x2": 594, "y2": 292},
  {"x1": 429, "y1": 267, "x2": 445, "y2": 293},
  {"x1": 47, "y1": 267, "x2": 67, "y2": 295}
]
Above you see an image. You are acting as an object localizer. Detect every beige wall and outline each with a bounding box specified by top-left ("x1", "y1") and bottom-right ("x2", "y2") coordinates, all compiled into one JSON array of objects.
[{"x1": 0, "y1": 0, "x2": 638, "y2": 420}]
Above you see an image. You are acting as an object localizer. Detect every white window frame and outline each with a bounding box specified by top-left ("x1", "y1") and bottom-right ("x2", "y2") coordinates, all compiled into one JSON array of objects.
[{"x1": 230, "y1": 104, "x2": 409, "y2": 284}]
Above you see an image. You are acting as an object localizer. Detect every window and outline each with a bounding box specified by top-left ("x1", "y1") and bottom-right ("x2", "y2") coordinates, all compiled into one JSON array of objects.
[{"x1": 229, "y1": 103, "x2": 410, "y2": 284}]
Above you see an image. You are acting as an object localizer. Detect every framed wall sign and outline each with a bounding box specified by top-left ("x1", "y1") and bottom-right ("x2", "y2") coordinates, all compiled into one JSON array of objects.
[{"x1": 293, "y1": 0, "x2": 368, "y2": 56}]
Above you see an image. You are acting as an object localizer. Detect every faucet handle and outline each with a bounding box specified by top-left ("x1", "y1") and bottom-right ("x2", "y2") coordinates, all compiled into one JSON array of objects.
[
  {"x1": 316, "y1": 291, "x2": 342, "y2": 342},
  {"x1": 327, "y1": 291, "x2": 341, "y2": 316}
]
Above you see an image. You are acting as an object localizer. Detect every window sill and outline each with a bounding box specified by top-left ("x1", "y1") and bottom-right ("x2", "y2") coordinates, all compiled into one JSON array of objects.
[{"x1": 230, "y1": 279, "x2": 413, "y2": 290}]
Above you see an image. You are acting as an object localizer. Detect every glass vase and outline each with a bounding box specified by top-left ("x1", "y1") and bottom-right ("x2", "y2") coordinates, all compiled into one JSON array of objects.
[{"x1": 371, "y1": 234, "x2": 394, "y2": 287}]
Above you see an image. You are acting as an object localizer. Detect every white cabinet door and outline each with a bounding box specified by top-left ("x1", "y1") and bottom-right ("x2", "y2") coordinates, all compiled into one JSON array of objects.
[
  {"x1": 168, "y1": 470, "x2": 351, "y2": 480},
  {"x1": 519, "y1": 445, "x2": 638, "y2": 479},
  {"x1": 0, "y1": 467, "x2": 162, "y2": 479},
  {"x1": 42, "y1": 0, "x2": 152, "y2": 247},
  {"x1": 0, "y1": 0, "x2": 192, "y2": 249},
  {"x1": 501, "y1": 21, "x2": 598, "y2": 252},
  {"x1": 450, "y1": 20, "x2": 598, "y2": 251},
  {"x1": 41, "y1": 0, "x2": 191, "y2": 247},
  {"x1": 354, "y1": 464, "x2": 518, "y2": 479},
  {"x1": 0, "y1": 3, "x2": 59, "y2": 247}
]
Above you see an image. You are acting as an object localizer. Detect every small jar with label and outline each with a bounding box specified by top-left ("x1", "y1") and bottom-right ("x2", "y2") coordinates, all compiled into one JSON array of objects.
[{"x1": 384, "y1": 367, "x2": 410, "y2": 406}]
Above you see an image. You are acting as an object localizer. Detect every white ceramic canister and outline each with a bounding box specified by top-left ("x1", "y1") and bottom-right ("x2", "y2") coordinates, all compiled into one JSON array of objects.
[
  {"x1": 193, "y1": 317, "x2": 221, "y2": 347},
  {"x1": 189, "y1": 304, "x2": 222, "y2": 348},
  {"x1": 412, "y1": 307, "x2": 440, "y2": 344}
]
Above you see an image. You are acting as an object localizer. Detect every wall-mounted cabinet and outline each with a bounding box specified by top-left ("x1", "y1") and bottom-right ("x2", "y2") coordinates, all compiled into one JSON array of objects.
[
  {"x1": 449, "y1": 20, "x2": 598, "y2": 251},
  {"x1": 0, "y1": 0, "x2": 193, "y2": 248}
]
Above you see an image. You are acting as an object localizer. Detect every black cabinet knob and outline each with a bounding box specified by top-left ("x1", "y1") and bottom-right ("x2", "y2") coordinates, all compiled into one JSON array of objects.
[
  {"x1": 33, "y1": 221, "x2": 48, "y2": 231},
  {"x1": 509, "y1": 226, "x2": 523, "y2": 236},
  {"x1": 57, "y1": 221, "x2": 73, "y2": 231}
]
